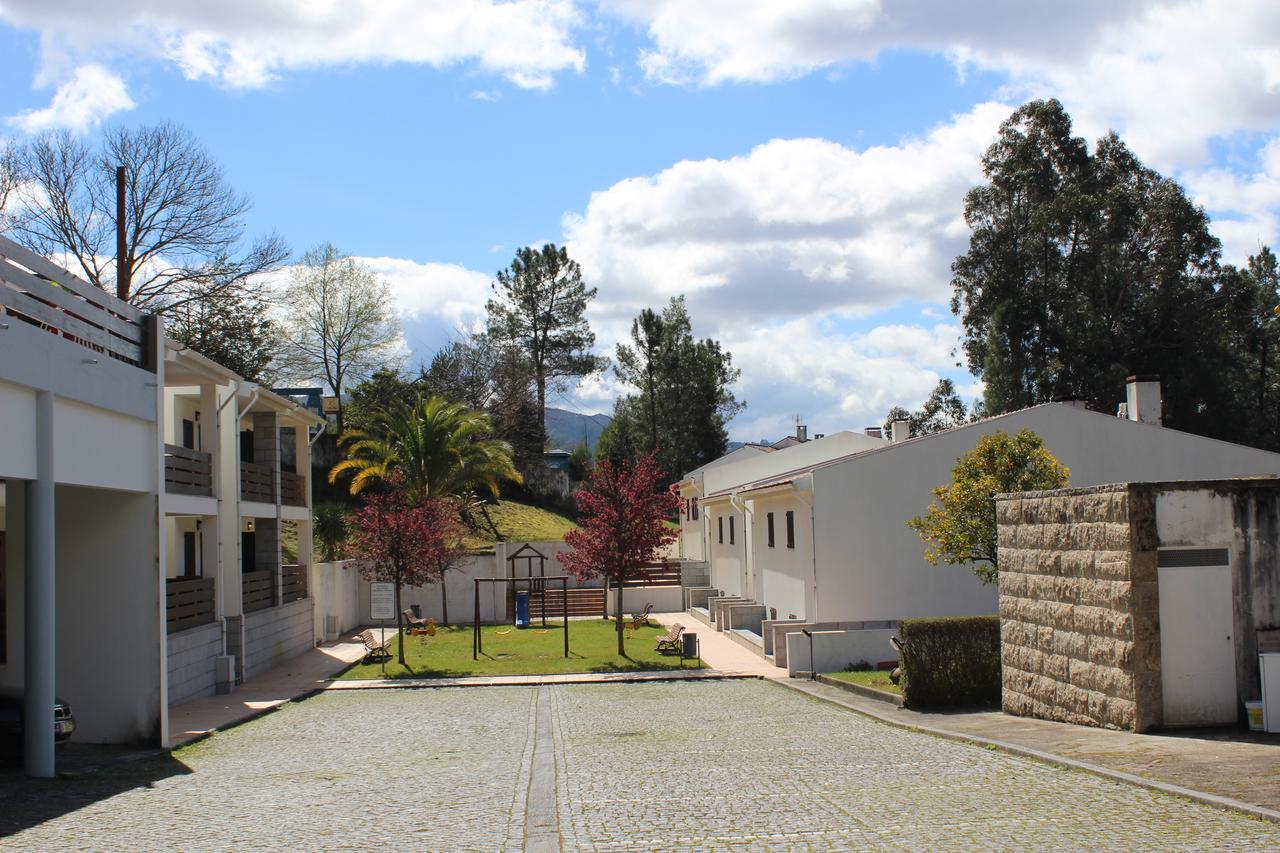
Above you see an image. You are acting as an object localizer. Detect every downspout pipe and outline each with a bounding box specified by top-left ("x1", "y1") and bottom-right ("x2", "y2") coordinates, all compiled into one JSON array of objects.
[
  {"x1": 235, "y1": 387, "x2": 261, "y2": 422},
  {"x1": 793, "y1": 476, "x2": 818, "y2": 624},
  {"x1": 729, "y1": 492, "x2": 753, "y2": 600}
]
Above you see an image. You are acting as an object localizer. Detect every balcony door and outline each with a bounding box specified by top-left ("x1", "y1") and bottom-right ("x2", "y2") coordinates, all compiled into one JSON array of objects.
[{"x1": 242, "y1": 531, "x2": 257, "y2": 573}]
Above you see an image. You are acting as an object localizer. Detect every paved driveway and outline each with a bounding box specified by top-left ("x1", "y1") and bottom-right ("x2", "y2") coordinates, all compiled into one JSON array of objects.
[{"x1": 3, "y1": 680, "x2": 1279, "y2": 850}]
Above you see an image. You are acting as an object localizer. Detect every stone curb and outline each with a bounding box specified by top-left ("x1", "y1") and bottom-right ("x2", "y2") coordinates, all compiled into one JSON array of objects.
[
  {"x1": 772, "y1": 677, "x2": 1280, "y2": 826},
  {"x1": 812, "y1": 673, "x2": 904, "y2": 707},
  {"x1": 326, "y1": 669, "x2": 760, "y2": 690}
]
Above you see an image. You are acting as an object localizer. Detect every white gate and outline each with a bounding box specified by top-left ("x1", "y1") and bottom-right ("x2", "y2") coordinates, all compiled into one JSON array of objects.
[{"x1": 1157, "y1": 547, "x2": 1236, "y2": 727}]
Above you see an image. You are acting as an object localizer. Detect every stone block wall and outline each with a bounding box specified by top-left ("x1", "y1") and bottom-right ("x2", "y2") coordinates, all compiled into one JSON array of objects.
[
  {"x1": 997, "y1": 484, "x2": 1163, "y2": 732},
  {"x1": 243, "y1": 597, "x2": 314, "y2": 681},
  {"x1": 167, "y1": 621, "x2": 223, "y2": 706}
]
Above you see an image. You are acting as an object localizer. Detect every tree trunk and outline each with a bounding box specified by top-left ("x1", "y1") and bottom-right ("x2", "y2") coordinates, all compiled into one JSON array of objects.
[
  {"x1": 615, "y1": 575, "x2": 625, "y2": 656},
  {"x1": 394, "y1": 582, "x2": 405, "y2": 667},
  {"x1": 440, "y1": 571, "x2": 449, "y2": 627}
]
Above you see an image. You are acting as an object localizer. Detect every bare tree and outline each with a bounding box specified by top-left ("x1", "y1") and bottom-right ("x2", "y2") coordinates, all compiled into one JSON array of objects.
[
  {"x1": 0, "y1": 142, "x2": 20, "y2": 230},
  {"x1": 9, "y1": 123, "x2": 286, "y2": 310},
  {"x1": 279, "y1": 243, "x2": 403, "y2": 434}
]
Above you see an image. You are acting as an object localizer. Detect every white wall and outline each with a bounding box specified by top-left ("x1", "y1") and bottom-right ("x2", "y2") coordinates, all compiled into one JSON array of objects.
[
  {"x1": 810, "y1": 403, "x2": 1280, "y2": 625},
  {"x1": 54, "y1": 486, "x2": 162, "y2": 743},
  {"x1": 53, "y1": 397, "x2": 155, "y2": 493},
  {"x1": 311, "y1": 560, "x2": 362, "y2": 641},
  {"x1": 785, "y1": 628, "x2": 899, "y2": 676},
  {"x1": 749, "y1": 490, "x2": 814, "y2": 622},
  {"x1": 704, "y1": 501, "x2": 746, "y2": 597},
  {"x1": 605, "y1": 585, "x2": 684, "y2": 615},
  {"x1": 0, "y1": 381, "x2": 36, "y2": 481}
]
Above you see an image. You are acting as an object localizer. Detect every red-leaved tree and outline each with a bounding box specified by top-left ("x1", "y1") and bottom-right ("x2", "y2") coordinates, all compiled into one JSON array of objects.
[
  {"x1": 349, "y1": 489, "x2": 457, "y2": 666},
  {"x1": 559, "y1": 452, "x2": 680, "y2": 655}
]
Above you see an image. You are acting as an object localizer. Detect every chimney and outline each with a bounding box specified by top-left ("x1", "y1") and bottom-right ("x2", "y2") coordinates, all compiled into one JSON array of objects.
[
  {"x1": 864, "y1": 427, "x2": 883, "y2": 439},
  {"x1": 892, "y1": 419, "x2": 910, "y2": 443},
  {"x1": 796, "y1": 423, "x2": 808, "y2": 441},
  {"x1": 1125, "y1": 375, "x2": 1162, "y2": 426}
]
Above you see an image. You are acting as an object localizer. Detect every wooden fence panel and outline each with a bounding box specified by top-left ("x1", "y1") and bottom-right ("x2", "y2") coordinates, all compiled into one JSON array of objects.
[
  {"x1": 0, "y1": 236, "x2": 148, "y2": 367},
  {"x1": 167, "y1": 576, "x2": 216, "y2": 634},
  {"x1": 240, "y1": 461, "x2": 275, "y2": 503},
  {"x1": 281, "y1": 564, "x2": 308, "y2": 603},
  {"x1": 164, "y1": 444, "x2": 213, "y2": 496},
  {"x1": 242, "y1": 569, "x2": 276, "y2": 613},
  {"x1": 280, "y1": 471, "x2": 307, "y2": 507}
]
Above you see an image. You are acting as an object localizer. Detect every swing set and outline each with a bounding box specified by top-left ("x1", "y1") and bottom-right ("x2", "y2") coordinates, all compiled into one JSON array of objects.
[{"x1": 472, "y1": 544, "x2": 570, "y2": 660}]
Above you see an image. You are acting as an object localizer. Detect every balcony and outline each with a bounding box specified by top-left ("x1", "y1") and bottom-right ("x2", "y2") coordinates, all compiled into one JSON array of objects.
[
  {"x1": 242, "y1": 569, "x2": 276, "y2": 613},
  {"x1": 280, "y1": 471, "x2": 307, "y2": 508},
  {"x1": 164, "y1": 444, "x2": 213, "y2": 497},
  {"x1": 166, "y1": 576, "x2": 215, "y2": 634},
  {"x1": 240, "y1": 461, "x2": 274, "y2": 503}
]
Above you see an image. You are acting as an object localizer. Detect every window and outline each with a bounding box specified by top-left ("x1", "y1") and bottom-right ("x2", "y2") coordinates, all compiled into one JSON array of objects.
[
  {"x1": 181, "y1": 419, "x2": 196, "y2": 450},
  {"x1": 729, "y1": 516, "x2": 735, "y2": 545},
  {"x1": 717, "y1": 516, "x2": 723, "y2": 544},
  {"x1": 766, "y1": 512, "x2": 775, "y2": 547},
  {"x1": 691, "y1": 498, "x2": 699, "y2": 521},
  {"x1": 785, "y1": 511, "x2": 795, "y2": 549}
]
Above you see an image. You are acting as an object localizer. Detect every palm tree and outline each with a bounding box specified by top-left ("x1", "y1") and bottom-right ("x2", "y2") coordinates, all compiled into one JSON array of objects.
[{"x1": 329, "y1": 396, "x2": 522, "y2": 504}]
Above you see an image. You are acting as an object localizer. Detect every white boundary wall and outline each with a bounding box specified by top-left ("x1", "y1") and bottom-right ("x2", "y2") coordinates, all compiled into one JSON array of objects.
[{"x1": 785, "y1": 628, "x2": 899, "y2": 677}]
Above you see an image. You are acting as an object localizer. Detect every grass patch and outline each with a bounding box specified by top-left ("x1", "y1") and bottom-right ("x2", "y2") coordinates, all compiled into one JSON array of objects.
[
  {"x1": 462, "y1": 501, "x2": 578, "y2": 551},
  {"x1": 340, "y1": 619, "x2": 699, "y2": 679},
  {"x1": 823, "y1": 669, "x2": 902, "y2": 695}
]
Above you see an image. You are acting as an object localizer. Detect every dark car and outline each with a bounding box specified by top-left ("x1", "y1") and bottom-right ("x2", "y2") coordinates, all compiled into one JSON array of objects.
[{"x1": 0, "y1": 687, "x2": 76, "y2": 757}]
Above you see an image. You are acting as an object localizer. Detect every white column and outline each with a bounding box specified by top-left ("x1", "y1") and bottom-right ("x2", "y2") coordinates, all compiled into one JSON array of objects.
[{"x1": 24, "y1": 391, "x2": 55, "y2": 778}]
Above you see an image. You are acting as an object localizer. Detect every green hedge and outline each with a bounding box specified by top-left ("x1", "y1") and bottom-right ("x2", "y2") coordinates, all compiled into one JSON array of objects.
[{"x1": 899, "y1": 615, "x2": 1000, "y2": 708}]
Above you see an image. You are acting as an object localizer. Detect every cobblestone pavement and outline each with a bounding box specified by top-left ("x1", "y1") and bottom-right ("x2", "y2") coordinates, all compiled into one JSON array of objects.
[{"x1": 4, "y1": 680, "x2": 1280, "y2": 850}]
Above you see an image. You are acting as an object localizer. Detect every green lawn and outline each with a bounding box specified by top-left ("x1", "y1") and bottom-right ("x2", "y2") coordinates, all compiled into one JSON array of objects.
[
  {"x1": 823, "y1": 669, "x2": 902, "y2": 695},
  {"x1": 341, "y1": 619, "x2": 700, "y2": 679},
  {"x1": 462, "y1": 500, "x2": 578, "y2": 552}
]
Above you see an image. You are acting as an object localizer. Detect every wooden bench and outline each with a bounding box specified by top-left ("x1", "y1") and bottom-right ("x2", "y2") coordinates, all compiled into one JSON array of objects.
[
  {"x1": 655, "y1": 623, "x2": 684, "y2": 654},
  {"x1": 357, "y1": 629, "x2": 392, "y2": 663}
]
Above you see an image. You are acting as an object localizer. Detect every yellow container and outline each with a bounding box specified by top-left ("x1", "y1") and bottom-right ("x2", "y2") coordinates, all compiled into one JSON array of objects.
[{"x1": 1246, "y1": 700, "x2": 1264, "y2": 731}]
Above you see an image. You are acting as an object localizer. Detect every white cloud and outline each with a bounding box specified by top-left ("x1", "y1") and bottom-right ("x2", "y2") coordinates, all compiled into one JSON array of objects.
[
  {"x1": 0, "y1": 0, "x2": 586, "y2": 91},
  {"x1": 605, "y1": 0, "x2": 1280, "y2": 171},
  {"x1": 1181, "y1": 138, "x2": 1280, "y2": 264},
  {"x1": 358, "y1": 255, "x2": 492, "y2": 333},
  {"x1": 6, "y1": 64, "x2": 134, "y2": 133},
  {"x1": 721, "y1": 316, "x2": 951, "y2": 441},
  {"x1": 567, "y1": 102, "x2": 1011, "y2": 340}
]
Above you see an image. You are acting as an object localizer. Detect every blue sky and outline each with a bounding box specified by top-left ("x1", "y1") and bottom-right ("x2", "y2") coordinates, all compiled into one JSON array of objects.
[{"x1": 2, "y1": 1, "x2": 1278, "y2": 441}]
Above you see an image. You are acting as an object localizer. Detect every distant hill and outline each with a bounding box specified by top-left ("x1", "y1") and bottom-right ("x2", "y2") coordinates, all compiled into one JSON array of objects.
[{"x1": 545, "y1": 407, "x2": 611, "y2": 452}]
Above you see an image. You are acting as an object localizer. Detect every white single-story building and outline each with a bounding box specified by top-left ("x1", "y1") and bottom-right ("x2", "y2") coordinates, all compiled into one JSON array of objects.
[{"x1": 678, "y1": 379, "x2": 1280, "y2": 667}]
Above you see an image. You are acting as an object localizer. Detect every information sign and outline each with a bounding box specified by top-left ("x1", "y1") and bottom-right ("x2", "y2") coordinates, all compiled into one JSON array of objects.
[{"x1": 370, "y1": 582, "x2": 395, "y2": 621}]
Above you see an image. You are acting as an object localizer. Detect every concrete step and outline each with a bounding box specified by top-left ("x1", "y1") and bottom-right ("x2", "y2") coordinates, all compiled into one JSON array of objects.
[{"x1": 727, "y1": 628, "x2": 765, "y2": 656}]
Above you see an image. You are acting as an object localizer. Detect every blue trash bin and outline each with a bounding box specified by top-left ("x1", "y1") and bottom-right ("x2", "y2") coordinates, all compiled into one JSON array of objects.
[{"x1": 515, "y1": 591, "x2": 530, "y2": 628}]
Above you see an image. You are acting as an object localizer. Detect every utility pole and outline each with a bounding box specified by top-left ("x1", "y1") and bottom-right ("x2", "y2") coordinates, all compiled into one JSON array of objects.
[{"x1": 115, "y1": 165, "x2": 130, "y2": 301}]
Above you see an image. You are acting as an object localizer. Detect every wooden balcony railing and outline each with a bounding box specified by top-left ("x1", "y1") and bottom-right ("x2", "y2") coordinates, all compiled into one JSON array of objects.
[
  {"x1": 0, "y1": 236, "x2": 149, "y2": 369},
  {"x1": 280, "y1": 471, "x2": 307, "y2": 507},
  {"x1": 281, "y1": 564, "x2": 308, "y2": 603},
  {"x1": 242, "y1": 569, "x2": 276, "y2": 613},
  {"x1": 164, "y1": 444, "x2": 213, "y2": 496},
  {"x1": 240, "y1": 461, "x2": 275, "y2": 503},
  {"x1": 167, "y1": 576, "x2": 215, "y2": 634}
]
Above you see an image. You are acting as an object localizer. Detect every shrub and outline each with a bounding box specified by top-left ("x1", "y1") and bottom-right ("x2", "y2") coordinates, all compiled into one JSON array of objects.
[{"x1": 899, "y1": 615, "x2": 1000, "y2": 708}]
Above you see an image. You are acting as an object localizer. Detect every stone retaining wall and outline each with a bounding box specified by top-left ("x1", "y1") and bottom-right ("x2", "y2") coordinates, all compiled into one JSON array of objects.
[
  {"x1": 243, "y1": 597, "x2": 314, "y2": 681},
  {"x1": 996, "y1": 484, "x2": 1162, "y2": 732},
  {"x1": 167, "y1": 621, "x2": 223, "y2": 706}
]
